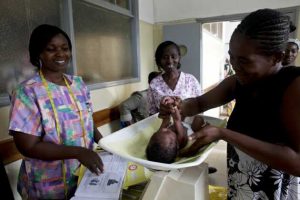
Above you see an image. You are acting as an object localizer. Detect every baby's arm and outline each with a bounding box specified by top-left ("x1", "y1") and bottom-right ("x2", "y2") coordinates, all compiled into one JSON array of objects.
[
  {"x1": 172, "y1": 107, "x2": 188, "y2": 149},
  {"x1": 159, "y1": 115, "x2": 171, "y2": 130}
]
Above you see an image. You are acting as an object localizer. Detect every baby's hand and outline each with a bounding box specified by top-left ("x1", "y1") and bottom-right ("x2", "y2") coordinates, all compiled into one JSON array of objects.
[
  {"x1": 171, "y1": 106, "x2": 181, "y2": 121},
  {"x1": 162, "y1": 96, "x2": 175, "y2": 105},
  {"x1": 159, "y1": 96, "x2": 182, "y2": 119}
]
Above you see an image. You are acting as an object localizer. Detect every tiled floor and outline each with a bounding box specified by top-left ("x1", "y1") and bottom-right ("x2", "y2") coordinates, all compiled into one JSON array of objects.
[{"x1": 205, "y1": 140, "x2": 227, "y2": 187}]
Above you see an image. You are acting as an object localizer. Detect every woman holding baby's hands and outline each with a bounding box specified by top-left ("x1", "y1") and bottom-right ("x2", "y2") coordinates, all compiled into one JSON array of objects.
[
  {"x1": 181, "y1": 124, "x2": 221, "y2": 157},
  {"x1": 159, "y1": 9, "x2": 300, "y2": 199}
]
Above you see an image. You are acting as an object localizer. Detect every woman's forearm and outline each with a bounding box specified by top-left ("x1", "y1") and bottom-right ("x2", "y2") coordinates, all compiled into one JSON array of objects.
[
  {"x1": 13, "y1": 131, "x2": 88, "y2": 161},
  {"x1": 181, "y1": 97, "x2": 203, "y2": 116},
  {"x1": 14, "y1": 133, "x2": 104, "y2": 174},
  {"x1": 181, "y1": 76, "x2": 236, "y2": 117},
  {"x1": 22, "y1": 141, "x2": 86, "y2": 161}
]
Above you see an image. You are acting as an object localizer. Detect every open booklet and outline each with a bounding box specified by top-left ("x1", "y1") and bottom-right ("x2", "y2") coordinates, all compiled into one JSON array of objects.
[{"x1": 71, "y1": 152, "x2": 127, "y2": 200}]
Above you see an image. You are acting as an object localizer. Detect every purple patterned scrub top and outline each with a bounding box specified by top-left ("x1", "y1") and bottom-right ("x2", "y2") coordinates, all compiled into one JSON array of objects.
[
  {"x1": 147, "y1": 71, "x2": 202, "y2": 115},
  {"x1": 9, "y1": 73, "x2": 94, "y2": 199}
]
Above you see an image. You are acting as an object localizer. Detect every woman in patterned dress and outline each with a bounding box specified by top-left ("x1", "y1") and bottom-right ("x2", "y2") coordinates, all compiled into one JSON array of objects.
[
  {"x1": 9, "y1": 24, "x2": 104, "y2": 199},
  {"x1": 159, "y1": 9, "x2": 300, "y2": 199},
  {"x1": 147, "y1": 41, "x2": 202, "y2": 116}
]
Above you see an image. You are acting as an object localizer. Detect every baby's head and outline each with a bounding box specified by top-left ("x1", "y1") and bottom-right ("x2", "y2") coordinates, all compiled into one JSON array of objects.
[{"x1": 146, "y1": 128, "x2": 178, "y2": 163}]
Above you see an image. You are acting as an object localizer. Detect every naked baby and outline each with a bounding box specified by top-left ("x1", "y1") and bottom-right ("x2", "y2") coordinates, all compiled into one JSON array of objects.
[{"x1": 146, "y1": 97, "x2": 206, "y2": 163}]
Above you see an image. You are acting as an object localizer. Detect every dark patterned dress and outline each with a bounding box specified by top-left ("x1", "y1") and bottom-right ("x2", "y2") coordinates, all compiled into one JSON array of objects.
[{"x1": 226, "y1": 67, "x2": 300, "y2": 199}]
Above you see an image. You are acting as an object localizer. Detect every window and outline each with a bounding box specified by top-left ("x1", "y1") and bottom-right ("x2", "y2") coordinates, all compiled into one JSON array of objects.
[
  {"x1": 0, "y1": 0, "x2": 61, "y2": 106},
  {"x1": 0, "y1": 0, "x2": 139, "y2": 106},
  {"x1": 72, "y1": 0, "x2": 139, "y2": 87},
  {"x1": 103, "y1": 0, "x2": 130, "y2": 9},
  {"x1": 202, "y1": 22, "x2": 223, "y2": 40}
]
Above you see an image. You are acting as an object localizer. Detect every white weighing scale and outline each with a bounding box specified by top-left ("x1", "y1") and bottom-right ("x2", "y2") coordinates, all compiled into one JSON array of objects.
[{"x1": 99, "y1": 114, "x2": 226, "y2": 200}]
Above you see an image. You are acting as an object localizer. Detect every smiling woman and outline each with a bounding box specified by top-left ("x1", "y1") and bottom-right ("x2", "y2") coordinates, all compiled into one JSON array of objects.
[
  {"x1": 282, "y1": 38, "x2": 300, "y2": 67},
  {"x1": 159, "y1": 9, "x2": 300, "y2": 199},
  {"x1": 29, "y1": 28, "x2": 72, "y2": 86},
  {"x1": 147, "y1": 41, "x2": 202, "y2": 115},
  {"x1": 8, "y1": 24, "x2": 104, "y2": 199}
]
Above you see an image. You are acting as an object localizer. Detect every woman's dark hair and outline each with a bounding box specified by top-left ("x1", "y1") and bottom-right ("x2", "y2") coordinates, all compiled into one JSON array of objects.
[
  {"x1": 232, "y1": 9, "x2": 291, "y2": 56},
  {"x1": 155, "y1": 41, "x2": 181, "y2": 70},
  {"x1": 29, "y1": 24, "x2": 72, "y2": 68},
  {"x1": 148, "y1": 71, "x2": 161, "y2": 84}
]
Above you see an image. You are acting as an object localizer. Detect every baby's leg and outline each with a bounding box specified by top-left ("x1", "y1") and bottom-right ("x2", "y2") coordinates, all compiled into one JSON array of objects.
[{"x1": 191, "y1": 116, "x2": 205, "y2": 132}]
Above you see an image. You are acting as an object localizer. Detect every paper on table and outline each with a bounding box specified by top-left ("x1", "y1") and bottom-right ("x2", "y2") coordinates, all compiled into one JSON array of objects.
[{"x1": 73, "y1": 152, "x2": 127, "y2": 200}]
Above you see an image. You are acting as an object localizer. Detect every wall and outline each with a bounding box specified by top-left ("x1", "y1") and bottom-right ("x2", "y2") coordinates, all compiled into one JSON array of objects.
[
  {"x1": 153, "y1": 0, "x2": 300, "y2": 66},
  {"x1": 139, "y1": 0, "x2": 155, "y2": 24},
  {"x1": 0, "y1": 106, "x2": 10, "y2": 139},
  {"x1": 153, "y1": 24, "x2": 164, "y2": 55},
  {"x1": 163, "y1": 23, "x2": 201, "y2": 82},
  {"x1": 153, "y1": 0, "x2": 300, "y2": 23}
]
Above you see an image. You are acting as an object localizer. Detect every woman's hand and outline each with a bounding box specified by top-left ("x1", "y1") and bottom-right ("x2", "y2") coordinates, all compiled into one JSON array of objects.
[
  {"x1": 158, "y1": 96, "x2": 182, "y2": 118},
  {"x1": 180, "y1": 125, "x2": 222, "y2": 157},
  {"x1": 77, "y1": 148, "x2": 104, "y2": 175}
]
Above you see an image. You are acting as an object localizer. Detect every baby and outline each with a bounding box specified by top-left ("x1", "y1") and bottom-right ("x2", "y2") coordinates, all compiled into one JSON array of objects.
[{"x1": 146, "y1": 97, "x2": 206, "y2": 163}]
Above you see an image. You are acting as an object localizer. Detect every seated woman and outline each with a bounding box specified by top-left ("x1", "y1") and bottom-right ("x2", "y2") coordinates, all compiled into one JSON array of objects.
[
  {"x1": 146, "y1": 97, "x2": 206, "y2": 163},
  {"x1": 147, "y1": 41, "x2": 202, "y2": 116}
]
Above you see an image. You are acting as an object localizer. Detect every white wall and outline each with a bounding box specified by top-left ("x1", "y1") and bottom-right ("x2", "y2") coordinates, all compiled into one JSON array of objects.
[
  {"x1": 139, "y1": 0, "x2": 155, "y2": 24},
  {"x1": 153, "y1": 0, "x2": 300, "y2": 23},
  {"x1": 202, "y1": 30, "x2": 224, "y2": 118},
  {"x1": 202, "y1": 31, "x2": 223, "y2": 90},
  {"x1": 163, "y1": 23, "x2": 201, "y2": 82}
]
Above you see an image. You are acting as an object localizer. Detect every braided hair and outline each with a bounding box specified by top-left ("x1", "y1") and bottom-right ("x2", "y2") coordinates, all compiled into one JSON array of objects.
[{"x1": 233, "y1": 9, "x2": 292, "y2": 56}]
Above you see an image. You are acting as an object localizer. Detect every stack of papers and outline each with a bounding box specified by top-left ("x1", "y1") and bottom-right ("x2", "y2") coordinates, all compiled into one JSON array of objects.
[{"x1": 72, "y1": 152, "x2": 127, "y2": 200}]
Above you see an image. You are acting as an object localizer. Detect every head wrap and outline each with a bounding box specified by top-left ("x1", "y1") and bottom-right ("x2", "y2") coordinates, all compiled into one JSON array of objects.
[{"x1": 288, "y1": 38, "x2": 300, "y2": 51}]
